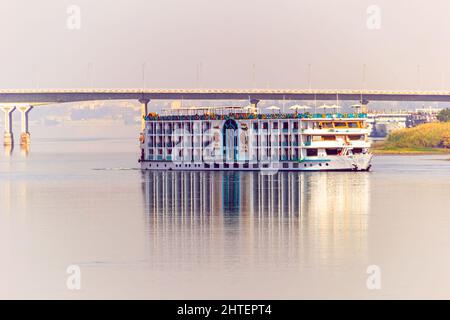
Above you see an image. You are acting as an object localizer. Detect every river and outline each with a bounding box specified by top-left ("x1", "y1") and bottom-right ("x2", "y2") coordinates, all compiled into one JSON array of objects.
[{"x1": 1, "y1": 128, "x2": 450, "y2": 299}]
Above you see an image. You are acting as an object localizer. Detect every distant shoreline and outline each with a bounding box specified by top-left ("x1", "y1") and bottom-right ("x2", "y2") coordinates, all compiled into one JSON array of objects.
[
  {"x1": 371, "y1": 122, "x2": 450, "y2": 155},
  {"x1": 372, "y1": 147, "x2": 450, "y2": 155}
]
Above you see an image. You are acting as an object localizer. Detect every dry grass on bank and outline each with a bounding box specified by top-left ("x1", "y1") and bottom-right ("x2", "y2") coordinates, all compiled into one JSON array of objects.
[{"x1": 372, "y1": 122, "x2": 450, "y2": 155}]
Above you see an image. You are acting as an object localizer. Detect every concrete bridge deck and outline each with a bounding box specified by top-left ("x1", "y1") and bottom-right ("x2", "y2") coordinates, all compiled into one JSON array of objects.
[
  {"x1": 1, "y1": 88, "x2": 450, "y2": 147},
  {"x1": 2, "y1": 88, "x2": 450, "y2": 103}
]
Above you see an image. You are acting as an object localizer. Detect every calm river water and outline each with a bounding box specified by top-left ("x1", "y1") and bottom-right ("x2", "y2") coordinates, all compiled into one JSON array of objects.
[{"x1": 1, "y1": 131, "x2": 450, "y2": 299}]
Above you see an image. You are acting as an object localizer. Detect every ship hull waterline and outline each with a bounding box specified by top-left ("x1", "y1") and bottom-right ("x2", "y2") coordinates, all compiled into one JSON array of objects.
[{"x1": 139, "y1": 154, "x2": 373, "y2": 172}]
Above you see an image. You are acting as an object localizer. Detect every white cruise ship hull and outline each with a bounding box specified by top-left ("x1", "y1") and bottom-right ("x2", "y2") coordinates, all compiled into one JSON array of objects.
[
  {"x1": 140, "y1": 154, "x2": 372, "y2": 172},
  {"x1": 140, "y1": 108, "x2": 373, "y2": 173}
]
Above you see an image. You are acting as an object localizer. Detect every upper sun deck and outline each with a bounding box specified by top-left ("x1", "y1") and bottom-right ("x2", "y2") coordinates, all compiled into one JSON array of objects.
[{"x1": 144, "y1": 106, "x2": 368, "y2": 122}]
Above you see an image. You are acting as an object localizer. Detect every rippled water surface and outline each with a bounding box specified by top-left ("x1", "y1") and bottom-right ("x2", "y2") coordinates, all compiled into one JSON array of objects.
[{"x1": 1, "y1": 134, "x2": 450, "y2": 299}]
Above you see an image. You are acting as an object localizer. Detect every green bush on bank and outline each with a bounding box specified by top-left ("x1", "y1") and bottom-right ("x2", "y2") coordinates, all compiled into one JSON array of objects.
[{"x1": 437, "y1": 108, "x2": 450, "y2": 122}]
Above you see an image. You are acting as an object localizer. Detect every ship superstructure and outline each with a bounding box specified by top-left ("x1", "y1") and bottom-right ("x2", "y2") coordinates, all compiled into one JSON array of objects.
[{"x1": 139, "y1": 106, "x2": 372, "y2": 171}]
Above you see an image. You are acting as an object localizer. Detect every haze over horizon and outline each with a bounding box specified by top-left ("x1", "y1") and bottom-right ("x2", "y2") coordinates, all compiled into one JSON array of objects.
[
  {"x1": 2, "y1": 0, "x2": 450, "y2": 127},
  {"x1": 1, "y1": 0, "x2": 450, "y2": 90}
]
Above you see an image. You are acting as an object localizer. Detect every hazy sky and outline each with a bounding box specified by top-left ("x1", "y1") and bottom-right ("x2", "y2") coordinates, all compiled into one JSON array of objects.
[{"x1": 1, "y1": 0, "x2": 450, "y2": 90}]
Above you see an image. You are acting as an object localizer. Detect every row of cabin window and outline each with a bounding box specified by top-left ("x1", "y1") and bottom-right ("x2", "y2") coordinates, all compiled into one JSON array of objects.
[{"x1": 148, "y1": 162, "x2": 331, "y2": 169}]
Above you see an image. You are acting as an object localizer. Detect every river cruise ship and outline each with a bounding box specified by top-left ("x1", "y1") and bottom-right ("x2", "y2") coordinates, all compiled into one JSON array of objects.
[{"x1": 139, "y1": 106, "x2": 372, "y2": 171}]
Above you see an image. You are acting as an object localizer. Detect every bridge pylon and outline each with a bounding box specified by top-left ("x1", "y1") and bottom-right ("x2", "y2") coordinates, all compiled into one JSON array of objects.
[
  {"x1": 360, "y1": 99, "x2": 369, "y2": 113},
  {"x1": 139, "y1": 98, "x2": 150, "y2": 132},
  {"x1": 18, "y1": 105, "x2": 33, "y2": 146},
  {"x1": 250, "y1": 98, "x2": 260, "y2": 109},
  {"x1": 1, "y1": 106, "x2": 16, "y2": 146}
]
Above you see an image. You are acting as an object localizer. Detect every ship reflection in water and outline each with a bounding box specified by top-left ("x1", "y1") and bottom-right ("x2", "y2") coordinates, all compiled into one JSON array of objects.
[{"x1": 142, "y1": 170, "x2": 370, "y2": 298}]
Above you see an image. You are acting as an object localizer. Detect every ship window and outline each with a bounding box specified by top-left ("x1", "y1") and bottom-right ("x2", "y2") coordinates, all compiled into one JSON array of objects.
[
  {"x1": 243, "y1": 163, "x2": 249, "y2": 169},
  {"x1": 253, "y1": 123, "x2": 258, "y2": 130},
  {"x1": 282, "y1": 122, "x2": 288, "y2": 129},
  {"x1": 283, "y1": 163, "x2": 289, "y2": 169},
  {"x1": 214, "y1": 163, "x2": 220, "y2": 169},
  {"x1": 326, "y1": 163, "x2": 329, "y2": 166},
  {"x1": 306, "y1": 149, "x2": 318, "y2": 157},
  {"x1": 293, "y1": 163, "x2": 299, "y2": 168},
  {"x1": 273, "y1": 122, "x2": 278, "y2": 129},
  {"x1": 224, "y1": 163, "x2": 229, "y2": 168},
  {"x1": 253, "y1": 164, "x2": 259, "y2": 169},
  {"x1": 325, "y1": 149, "x2": 339, "y2": 155},
  {"x1": 205, "y1": 164, "x2": 210, "y2": 168},
  {"x1": 334, "y1": 122, "x2": 347, "y2": 128},
  {"x1": 234, "y1": 163, "x2": 239, "y2": 168},
  {"x1": 353, "y1": 148, "x2": 363, "y2": 154},
  {"x1": 348, "y1": 135, "x2": 363, "y2": 140},
  {"x1": 304, "y1": 164, "x2": 307, "y2": 167},
  {"x1": 319, "y1": 163, "x2": 322, "y2": 166}
]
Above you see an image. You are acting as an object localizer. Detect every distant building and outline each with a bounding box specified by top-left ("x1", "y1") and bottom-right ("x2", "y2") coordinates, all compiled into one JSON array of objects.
[
  {"x1": 367, "y1": 107, "x2": 443, "y2": 138},
  {"x1": 408, "y1": 107, "x2": 442, "y2": 127},
  {"x1": 367, "y1": 113, "x2": 409, "y2": 138}
]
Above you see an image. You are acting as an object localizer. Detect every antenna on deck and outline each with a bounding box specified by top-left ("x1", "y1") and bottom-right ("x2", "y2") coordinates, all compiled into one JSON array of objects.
[
  {"x1": 417, "y1": 64, "x2": 421, "y2": 90},
  {"x1": 307, "y1": 64, "x2": 312, "y2": 90},
  {"x1": 32, "y1": 64, "x2": 39, "y2": 89},
  {"x1": 87, "y1": 62, "x2": 93, "y2": 89},
  {"x1": 196, "y1": 62, "x2": 203, "y2": 88},
  {"x1": 142, "y1": 62, "x2": 147, "y2": 92},
  {"x1": 252, "y1": 63, "x2": 256, "y2": 89},
  {"x1": 314, "y1": 93, "x2": 317, "y2": 114}
]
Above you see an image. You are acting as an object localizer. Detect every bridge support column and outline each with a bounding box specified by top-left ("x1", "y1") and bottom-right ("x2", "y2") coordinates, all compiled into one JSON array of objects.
[
  {"x1": 250, "y1": 99, "x2": 260, "y2": 110},
  {"x1": 1, "y1": 106, "x2": 16, "y2": 146},
  {"x1": 360, "y1": 99, "x2": 369, "y2": 113},
  {"x1": 139, "y1": 99, "x2": 150, "y2": 132},
  {"x1": 18, "y1": 105, "x2": 33, "y2": 146}
]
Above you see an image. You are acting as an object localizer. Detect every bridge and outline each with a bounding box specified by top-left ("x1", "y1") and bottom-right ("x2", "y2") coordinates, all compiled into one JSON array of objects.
[{"x1": 2, "y1": 88, "x2": 450, "y2": 146}]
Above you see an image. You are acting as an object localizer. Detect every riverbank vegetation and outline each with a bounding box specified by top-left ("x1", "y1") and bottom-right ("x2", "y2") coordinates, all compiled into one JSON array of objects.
[
  {"x1": 372, "y1": 122, "x2": 450, "y2": 154},
  {"x1": 437, "y1": 108, "x2": 450, "y2": 122}
]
